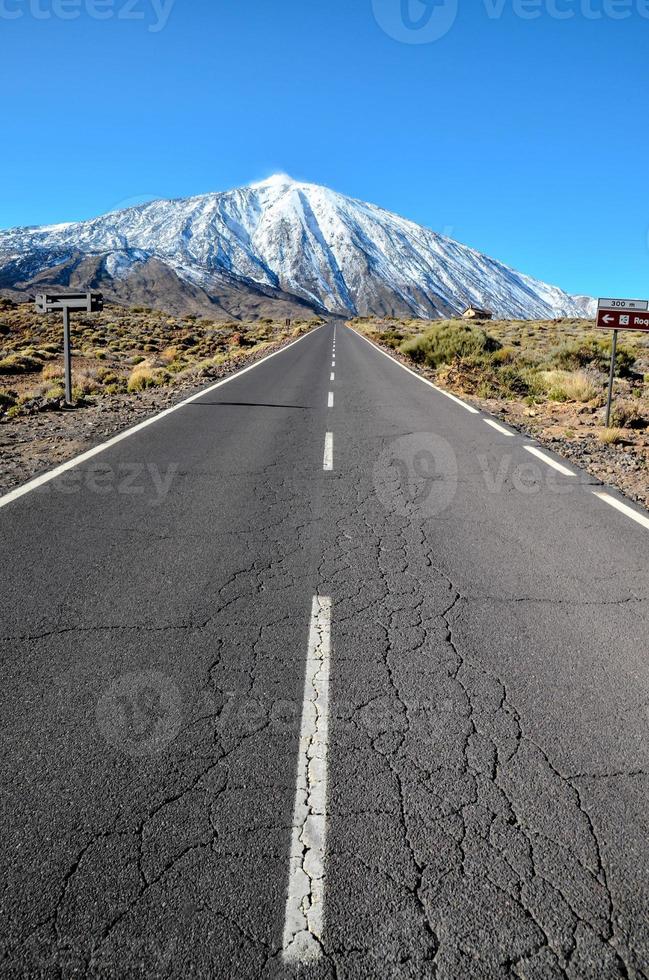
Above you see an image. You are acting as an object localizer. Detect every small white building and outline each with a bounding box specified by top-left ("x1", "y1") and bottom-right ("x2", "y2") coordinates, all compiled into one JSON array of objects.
[{"x1": 462, "y1": 306, "x2": 493, "y2": 321}]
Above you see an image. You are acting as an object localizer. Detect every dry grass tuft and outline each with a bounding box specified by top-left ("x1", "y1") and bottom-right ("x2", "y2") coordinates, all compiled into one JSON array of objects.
[
  {"x1": 598, "y1": 428, "x2": 625, "y2": 445},
  {"x1": 126, "y1": 364, "x2": 170, "y2": 392},
  {"x1": 41, "y1": 361, "x2": 64, "y2": 381},
  {"x1": 533, "y1": 370, "x2": 600, "y2": 403}
]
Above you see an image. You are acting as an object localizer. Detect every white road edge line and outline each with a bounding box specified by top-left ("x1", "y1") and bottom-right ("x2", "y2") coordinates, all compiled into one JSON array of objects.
[
  {"x1": 524, "y1": 445, "x2": 575, "y2": 477},
  {"x1": 0, "y1": 326, "x2": 321, "y2": 511},
  {"x1": 592, "y1": 491, "x2": 649, "y2": 531},
  {"x1": 323, "y1": 432, "x2": 333, "y2": 471},
  {"x1": 328, "y1": 392, "x2": 334, "y2": 408},
  {"x1": 349, "y1": 325, "x2": 480, "y2": 414},
  {"x1": 484, "y1": 419, "x2": 515, "y2": 437},
  {"x1": 282, "y1": 595, "x2": 332, "y2": 963},
  {"x1": 330, "y1": 372, "x2": 335, "y2": 382}
]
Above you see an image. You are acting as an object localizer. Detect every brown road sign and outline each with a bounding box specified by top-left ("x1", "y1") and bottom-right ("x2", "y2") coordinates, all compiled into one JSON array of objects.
[
  {"x1": 597, "y1": 298, "x2": 649, "y2": 331},
  {"x1": 596, "y1": 298, "x2": 649, "y2": 424},
  {"x1": 597, "y1": 308, "x2": 649, "y2": 331}
]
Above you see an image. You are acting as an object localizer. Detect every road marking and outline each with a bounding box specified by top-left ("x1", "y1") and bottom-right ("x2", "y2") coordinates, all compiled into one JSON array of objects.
[
  {"x1": 484, "y1": 419, "x2": 515, "y2": 437},
  {"x1": 332, "y1": 361, "x2": 335, "y2": 367},
  {"x1": 524, "y1": 445, "x2": 575, "y2": 476},
  {"x1": 328, "y1": 392, "x2": 334, "y2": 408},
  {"x1": 0, "y1": 326, "x2": 322, "y2": 511},
  {"x1": 592, "y1": 491, "x2": 649, "y2": 530},
  {"x1": 323, "y1": 433, "x2": 333, "y2": 470},
  {"x1": 350, "y1": 326, "x2": 480, "y2": 414},
  {"x1": 282, "y1": 595, "x2": 331, "y2": 962},
  {"x1": 330, "y1": 372, "x2": 335, "y2": 382}
]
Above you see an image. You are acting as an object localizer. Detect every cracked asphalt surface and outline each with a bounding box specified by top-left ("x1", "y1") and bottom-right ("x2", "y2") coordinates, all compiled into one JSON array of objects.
[{"x1": 1, "y1": 321, "x2": 648, "y2": 978}]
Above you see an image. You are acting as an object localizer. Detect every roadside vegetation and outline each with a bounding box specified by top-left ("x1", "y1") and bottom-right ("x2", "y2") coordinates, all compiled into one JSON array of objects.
[
  {"x1": 0, "y1": 298, "x2": 321, "y2": 419},
  {"x1": 350, "y1": 315, "x2": 649, "y2": 507}
]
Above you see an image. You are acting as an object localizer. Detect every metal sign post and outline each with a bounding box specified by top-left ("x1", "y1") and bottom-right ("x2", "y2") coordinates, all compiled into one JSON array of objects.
[
  {"x1": 596, "y1": 297, "x2": 649, "y2": 427},
  {"x1": 605, "y1": 328, "x2": 618, "y2": 428},
  {"x1": 34, "y1": 292, "x2": 103, "y2": 406}
]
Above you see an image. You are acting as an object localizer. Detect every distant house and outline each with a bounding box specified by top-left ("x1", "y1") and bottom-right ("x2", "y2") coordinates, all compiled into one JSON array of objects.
[{"x1": 462, "y1": 306, "x2": 493, "y2": 321}]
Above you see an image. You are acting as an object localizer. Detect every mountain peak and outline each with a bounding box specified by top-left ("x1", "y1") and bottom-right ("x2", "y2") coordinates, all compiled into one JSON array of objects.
[
  {"x1": 0, "y1": 178, "x2": 595, "y2": 321},
  {"x1": 250, "y1": 173, "x2": 296, "y2": 189}
]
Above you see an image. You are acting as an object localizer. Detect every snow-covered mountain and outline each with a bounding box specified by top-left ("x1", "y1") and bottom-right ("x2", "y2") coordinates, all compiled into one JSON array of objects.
[{"x1": 0, "y1": 175, "x2": 596, "y2": 320}]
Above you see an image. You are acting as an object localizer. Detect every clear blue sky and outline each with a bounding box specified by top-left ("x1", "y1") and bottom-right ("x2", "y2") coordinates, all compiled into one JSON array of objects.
[{"x1": 2, "y1": 0, "x2": 647, "y2": 298}]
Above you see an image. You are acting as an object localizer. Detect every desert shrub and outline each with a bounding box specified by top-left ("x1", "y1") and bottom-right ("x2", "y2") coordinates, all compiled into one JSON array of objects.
[
  {"x1": 73, "y1": 369, "x2": 101, "y2": 396},
  {"x1": 126, "y1": 365, "x2": 170, "y2": 392},
  {"x1": 598, "y1": 428, "x2": 625, "y2": 445},
  {"x1": 380, "y1": 330, "x2": 404, "y2": 349},
  {"x1": 530, "y1": 369, "x2": 599, "y2": 403},
  {"x1": 0, "y1": 352, "x2": 42, "y2": 374},
  {"x1": 0, "y1": 388, "x2": 16, "y2": 411},
  {"x1": 489, "y1": 347, "x2": 518, "y2": 366},
  {"x1": 96, "y1": 367, "x2": 121, "y2": 385},
  {"x1": 400, "y1": 322, "x2": 501, "y2": 368},
  {"x1": 42, "y1": 362, "x2": 63, "y2": 381},
  {"x1": 495, "y1": 367, "x2": 531, "y2": 397},
  {"x1": 612, "y1": 399, "x2": 648, "y2": 429},
  {"x1": 160, "y1": 346, "x2": 181, "y2": 364},
  {"x1": 548, "y1": 339, "x2": 636, "y2": 377},
  {"x1": 44, "y1": 382, "x2": 65, "y2": 400}
]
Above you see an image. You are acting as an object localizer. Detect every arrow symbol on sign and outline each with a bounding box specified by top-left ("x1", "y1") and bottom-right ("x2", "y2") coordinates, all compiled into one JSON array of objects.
[{"x1": 602, "y1": 314, "x2": 615, "y2": 324}]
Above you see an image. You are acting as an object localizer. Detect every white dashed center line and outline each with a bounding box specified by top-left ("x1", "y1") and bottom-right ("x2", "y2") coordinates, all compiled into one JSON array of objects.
[
  {"x1": 484, "y1": 419, "x2": 515, "y2": 437},
  {"x1": 592, "y1": 492, "x2": 649, "y2": 530},
  {"x1": 524, "y1": 445, "x2": 575, "y2": 477},
  {"x1": 328, "y1": 392, "x2": 334, "y2": 408},
  {"x1": 282, "y1": 595, "x2": 332, "y2": 963},
  {"x1": 323, "y1": 433, "x2": 333, "y2": 471},
  {"x1": 330, "y1": 372, "x2": 335, "y2": 382}
]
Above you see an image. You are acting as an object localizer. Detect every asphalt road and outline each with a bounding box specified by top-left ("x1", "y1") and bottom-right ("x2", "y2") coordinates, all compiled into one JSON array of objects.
[{"x1": 1, "y1": 321, "x2": 648, "y2": 979}]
